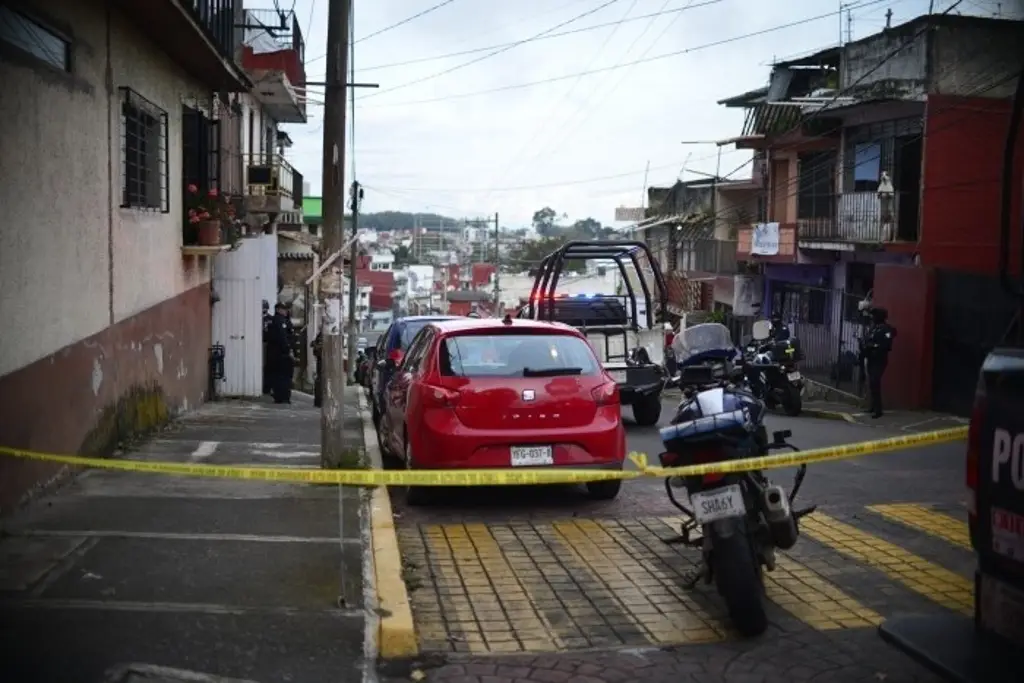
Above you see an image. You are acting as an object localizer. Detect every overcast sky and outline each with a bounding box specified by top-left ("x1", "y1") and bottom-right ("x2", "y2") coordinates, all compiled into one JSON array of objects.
[{"x1": 262, "y1": 0, "x2": 1013, "y2": 228}]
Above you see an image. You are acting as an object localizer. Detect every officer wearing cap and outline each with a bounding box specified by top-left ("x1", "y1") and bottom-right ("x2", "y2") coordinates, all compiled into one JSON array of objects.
[{"x1": 266, "y1": 302, "x2": 295, "y2": 404}]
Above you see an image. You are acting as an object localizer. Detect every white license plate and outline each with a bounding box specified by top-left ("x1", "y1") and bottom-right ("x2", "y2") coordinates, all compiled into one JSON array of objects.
[
  {"x1": 787, "y1": 371, "x2": 801, "y2": 381},
  {"x1": 511, "y1": 446, "x2": 554, "y2": 467},
  {"x1": 979, "y1": 573, "x2": 1024, "y2": 646},
  {"x1": 608, "y1": 370, "x2": 627, "y2": 383},
  {"x1": 690, "y1": 485, "x2": 746, "y2": 524}
]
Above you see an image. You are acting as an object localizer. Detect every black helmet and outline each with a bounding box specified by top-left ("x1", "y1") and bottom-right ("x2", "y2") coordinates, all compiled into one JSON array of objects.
[{"x1": 871, "y1": 307, "x2": 888, "y2": 323}]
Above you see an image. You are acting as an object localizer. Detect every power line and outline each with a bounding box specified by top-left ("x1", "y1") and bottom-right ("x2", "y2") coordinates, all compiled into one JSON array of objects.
[
  {"x1": 355, "y1": 0, "x2": 893, "y2": 108},
  {"x1": 358, "y1": 0, "x2": 624, "y2": 100},
  {"x1": 353, "y1": 0, "x2": 459, "y2": 45},
  {"x1": 305, "y1": 0, "x2": 723, "y2": 70},
  {"x1": 477, "y1": 0, "x2": 648, "y2": 208}
]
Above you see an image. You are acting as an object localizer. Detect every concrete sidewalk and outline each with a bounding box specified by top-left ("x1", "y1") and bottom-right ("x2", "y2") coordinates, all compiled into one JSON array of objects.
[
  {"x1": 800, "y1": 400, "x2": 969, "y2": 432},
  {"x1": 0, "y1": 389, "x2": 368, "y2": 683}
]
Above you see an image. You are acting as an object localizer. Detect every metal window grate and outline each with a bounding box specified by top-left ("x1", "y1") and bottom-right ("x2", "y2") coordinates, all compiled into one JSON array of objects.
[{"x1": 120, "y1": 87, "x2": 169, "y2": 212}]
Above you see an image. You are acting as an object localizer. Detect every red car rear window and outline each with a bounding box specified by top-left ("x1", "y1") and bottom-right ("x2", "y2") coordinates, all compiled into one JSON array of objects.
[{"x1": 439, "y1": 333, "x2": 600, "y2": 378}]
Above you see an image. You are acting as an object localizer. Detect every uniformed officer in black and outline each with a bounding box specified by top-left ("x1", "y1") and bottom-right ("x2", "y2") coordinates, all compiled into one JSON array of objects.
[
  {"x1": 769, "y1": 311, "x2": 791, "y2": 342},
  {"x1": 862, "y1": 307, "x2": 897, "y2": 418},
  {"x1": 261, "y1": 300, "x2": 273, "y2": 394},
  {"x1": 311, "y1": 329, "x2": 324, "y2": 408},
  {"x1": 266, "y1": 302, "x2": 295, "y2": 404}
]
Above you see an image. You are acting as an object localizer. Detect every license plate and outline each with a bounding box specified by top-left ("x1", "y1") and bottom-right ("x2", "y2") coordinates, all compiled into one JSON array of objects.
[
  {"x1": 979, "y1": 573, "x2": 1024, "y2": 646},
  {"x1": 511, "y1": 446, "x2": 554, "y2": 467},
  {"x1": 787, "y1": 371, "x2": 801, "y2": 381},
  {"x1": 690, "y1": 485, "x2": 746, "y2": 524}
]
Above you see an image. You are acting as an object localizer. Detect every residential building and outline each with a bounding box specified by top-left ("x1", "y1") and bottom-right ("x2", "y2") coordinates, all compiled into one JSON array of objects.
[
  {"x1": 718, "y1": 14, "x2": 1024, "y2": 411},
  {"x1": 0, "y1": 0, "x2": 252, "y2": 511}
]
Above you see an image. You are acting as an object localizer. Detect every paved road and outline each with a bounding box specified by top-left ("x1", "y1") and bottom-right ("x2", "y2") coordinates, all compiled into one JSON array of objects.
[
  {"x1": 388, "y1": 397, "x2": 967, "y2": 682},
  {"x1": 0, "y1": 392, "x2": 365, "y2": 683}
]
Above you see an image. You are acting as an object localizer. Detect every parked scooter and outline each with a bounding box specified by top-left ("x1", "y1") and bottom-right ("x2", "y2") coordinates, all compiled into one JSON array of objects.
[
  {"x1": 742, "y1": 320, "x2": 804, "y2": 416},
  {"x1": 660, "y1": 322, "x2": 816, "y2": 636}
]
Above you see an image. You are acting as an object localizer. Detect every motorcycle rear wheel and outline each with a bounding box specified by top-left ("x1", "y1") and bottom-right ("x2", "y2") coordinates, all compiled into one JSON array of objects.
[{"x1": 712, "y1": 534, "x2": 768, "y2": 637}]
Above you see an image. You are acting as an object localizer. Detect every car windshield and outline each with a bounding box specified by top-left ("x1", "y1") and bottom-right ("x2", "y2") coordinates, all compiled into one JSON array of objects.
[
  {"x1": 672, "y1": 323, "x2": 734, "y2": 362},
  {"x1": 399, "y1": 322, "x2": 430, "y2": 349},
  {"x1": 440, "y1": 333, "x2": 600, "y2": 378}
]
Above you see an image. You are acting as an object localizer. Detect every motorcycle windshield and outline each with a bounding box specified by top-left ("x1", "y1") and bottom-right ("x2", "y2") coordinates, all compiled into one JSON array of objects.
[{"x1": 672, "y1": 323, "x2": 735, "y2": 365}]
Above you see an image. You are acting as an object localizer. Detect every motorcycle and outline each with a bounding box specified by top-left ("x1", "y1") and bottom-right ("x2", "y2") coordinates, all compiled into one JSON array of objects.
[
  {"x1": 743, "y1": 320, "x2": 804, "y2": 417},
  {"x1": 661, "y1": 322, "x2": 816, "y2": 636}
]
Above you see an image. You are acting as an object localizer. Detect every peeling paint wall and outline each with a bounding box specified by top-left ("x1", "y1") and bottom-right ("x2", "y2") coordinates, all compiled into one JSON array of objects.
[{"x1": 0, "y1": 0, "x2": 212, "y2": 379}]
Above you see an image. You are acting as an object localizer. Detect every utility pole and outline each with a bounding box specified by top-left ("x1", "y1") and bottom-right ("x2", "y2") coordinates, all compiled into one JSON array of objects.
[
  {"x1": 846, "y1": 9, "x2": 853, "y2": 43},
  {"x1": 318, "y1": 0, "x2": 351, "y2": 468},
  {"x1": 347, "y1": 180, "x2": 362, "y2": 381},
  {"x1": 885, "y1": 8, "x2": 893, "y2": 28},
  {"x1": 493, "y1": 212, "x2": 500, "y2": 313}
]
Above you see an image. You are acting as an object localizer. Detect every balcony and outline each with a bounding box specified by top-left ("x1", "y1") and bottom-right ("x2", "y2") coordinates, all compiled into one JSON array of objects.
[
  {"x1": 111, "y1": 0, "x2": 247, "y2": 90},
  {"x1": 243, "y1": 153, "x2": 302, "y2": 215},
  {"x1": 736, "y1": 224, "x2": 799, "y2": 263},
  {"x1": 241, "y1": 9, "x2": 306, "y2": 123},
  {"x1": 797, "y1": 191, "x2": 918, "y2": 247}
]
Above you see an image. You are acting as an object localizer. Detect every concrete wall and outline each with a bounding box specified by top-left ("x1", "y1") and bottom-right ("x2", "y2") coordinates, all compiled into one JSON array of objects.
[
  {"x1": 0, "y1": 0, "x2": 224, "y2": 512},
  {"x1": 0, "y1": 0, "x2": 212, "y2": 378}
]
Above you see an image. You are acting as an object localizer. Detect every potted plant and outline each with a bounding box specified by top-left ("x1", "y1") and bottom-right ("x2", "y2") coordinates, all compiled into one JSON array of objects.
[{"x1": 186, "y1": 185, "x2": 237, "y2": 246}]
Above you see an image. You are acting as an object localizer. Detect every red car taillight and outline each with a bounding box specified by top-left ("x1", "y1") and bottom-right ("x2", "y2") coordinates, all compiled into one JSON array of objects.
[
  {"x1": 591, "y1": 382, "x2": 619, "y2": 406},
  {"x1": 659, "y1": 446, "x2": 726, "y2": 484},
  {"x1": 422, "y1": 385, "x2": 461, "y2": 409}
]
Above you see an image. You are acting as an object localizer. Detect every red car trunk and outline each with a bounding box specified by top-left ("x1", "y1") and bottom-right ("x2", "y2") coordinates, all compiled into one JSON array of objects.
[{"x1": 447, "y1": 376, "x2": 603, "y2": 430}]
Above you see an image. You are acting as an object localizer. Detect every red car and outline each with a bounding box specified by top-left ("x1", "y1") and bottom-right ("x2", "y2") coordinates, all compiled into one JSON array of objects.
[{"x1": 378, "y1": 316, "x2": 627, "y2": 505}]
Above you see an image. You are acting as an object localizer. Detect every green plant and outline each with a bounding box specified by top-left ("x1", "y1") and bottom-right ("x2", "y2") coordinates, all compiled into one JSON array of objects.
[{"x1": 186, "y1": 184, "x2": 236, "y2": 224}]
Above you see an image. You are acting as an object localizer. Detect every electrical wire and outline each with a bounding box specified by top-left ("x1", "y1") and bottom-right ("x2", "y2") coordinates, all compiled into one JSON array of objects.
[
  {"x1": 358, "y1": 0, "x2": 625, "y2": 101},
  {"x1": 306, "y1": 0, "x2": 723, "y2": 71},
  {"x1": 355, "y1": 0, "x2": 893, "y2": 108},
  {"x1": 476, "y1": 0, "x2": 647, "y2": 209},
  {"x1": 353, "y1": 0, "x2": 459, "y2": 46}
]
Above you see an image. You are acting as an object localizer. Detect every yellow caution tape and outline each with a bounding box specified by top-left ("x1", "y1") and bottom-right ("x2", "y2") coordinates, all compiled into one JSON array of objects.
[{"x1": 0, "y1": 426, "x2": 967, "y2": 487}]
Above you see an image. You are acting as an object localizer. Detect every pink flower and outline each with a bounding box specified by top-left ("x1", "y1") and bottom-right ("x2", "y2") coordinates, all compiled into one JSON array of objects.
[
  {"x1": 208, "y1": 188, "x2": 219, "y2": 198},
  {"x1": 188, "y1": 184, "x2": 198, "y2": 193}
]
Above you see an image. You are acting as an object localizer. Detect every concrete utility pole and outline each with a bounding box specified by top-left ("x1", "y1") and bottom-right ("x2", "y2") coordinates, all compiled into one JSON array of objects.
[
  {"x1": 347, "y1": 180, "x2": 362, "y2": 381},
  {"x1": 492, "y1": 212, "x2": 500, "y2": 311},
  {"x1": 318, "y1": 0, "x2": 351, "y2": 468}
]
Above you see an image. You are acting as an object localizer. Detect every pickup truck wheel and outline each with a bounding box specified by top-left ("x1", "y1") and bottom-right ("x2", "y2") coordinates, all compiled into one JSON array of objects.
[
  {"x1": 585, "y1": 479, "x2": 622, "y2": 501},
  {"x1": 632, "y1": 393, "x2": 662, "y2": 426}
]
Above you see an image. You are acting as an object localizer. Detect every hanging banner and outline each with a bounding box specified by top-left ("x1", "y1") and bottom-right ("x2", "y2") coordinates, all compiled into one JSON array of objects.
[{"x1": 751, "y1": 222, "x2": 780, "y2": 256}]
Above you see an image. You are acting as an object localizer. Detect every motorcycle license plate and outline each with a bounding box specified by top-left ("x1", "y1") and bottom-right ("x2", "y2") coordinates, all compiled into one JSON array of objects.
[
  {"x1": 690, "y1": 485, "x2": 746, "y2": 524},
  {"x1": 787, "y1": 371, "x2": 801, "y2": 381}
]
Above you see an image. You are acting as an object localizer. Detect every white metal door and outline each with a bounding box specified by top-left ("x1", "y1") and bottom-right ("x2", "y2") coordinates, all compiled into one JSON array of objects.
[{"x1": 212, "y1": 238, "x2": 268, "y2": 397}]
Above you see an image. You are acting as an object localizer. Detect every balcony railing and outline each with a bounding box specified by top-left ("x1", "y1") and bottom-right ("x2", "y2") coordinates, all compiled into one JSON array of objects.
[
  {"x1": 690, "y1": 239, "x2": 739, "y2": 274},
  {"x1": 797, "y1": 191, "x2": 915, "y2": 244},
  {"x1": 187, "y1": 0, "x2": 236, "y2": 60},
  {"x1": 243, "y1": 153, "x2": 296, "y2": 199},
  {"x1": 243, "y1": 8, "x2": 305, "y2": 63}
]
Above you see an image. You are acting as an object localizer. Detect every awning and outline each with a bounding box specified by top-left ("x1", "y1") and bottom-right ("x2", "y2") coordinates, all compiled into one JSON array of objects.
[
  {"x1": 674, "y1": 222, "x2": 715, "y2": 243},
  {"x1": 627, "y1": 213, "x2": 688, "y2": 233}
]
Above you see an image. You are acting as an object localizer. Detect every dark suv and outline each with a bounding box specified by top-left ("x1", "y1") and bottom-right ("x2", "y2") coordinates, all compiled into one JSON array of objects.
[{"x1": 370, "y1": 316, "x2": 457, "y2": 425}]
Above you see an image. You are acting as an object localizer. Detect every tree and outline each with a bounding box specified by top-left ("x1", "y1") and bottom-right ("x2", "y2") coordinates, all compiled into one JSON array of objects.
[
  {"x1": 511, "y1": 235, "x2": 586, "y2": 274},
  {"x1": 532, "y1": 207, "x2": 561, "y2": 236},
  {"x1": 393, "y1": 244, "x2": 414, "y2": 266},
  {"x1": 569, "y1": 217, "x2": 602, "y2": 238}
]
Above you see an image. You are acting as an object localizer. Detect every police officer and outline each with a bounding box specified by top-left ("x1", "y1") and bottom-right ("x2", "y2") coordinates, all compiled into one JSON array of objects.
[
  {"x1": 862, "y1": 307, "x2": 896, "y2": 418},
  {"x1": 266, "y1": 302, "x2": 295, "y2": 404},
  {"x1": 311, "y1": 329, "x2": 324, "y2": 408},
  {"x1": 769, "y1": 311, "x2": 791, "y2": 342},
  {"x1": 261, "y1": 300, "x2": 273, "y2": 395}
]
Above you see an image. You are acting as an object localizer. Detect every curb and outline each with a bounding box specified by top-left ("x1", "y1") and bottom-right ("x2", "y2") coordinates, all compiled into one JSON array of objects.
[
  {"x1": 801, "y1": 408, "x2": 859, "y2": 423},
  {"x1": 358, "y1": 393, "x2": 418, "y2": 660}
]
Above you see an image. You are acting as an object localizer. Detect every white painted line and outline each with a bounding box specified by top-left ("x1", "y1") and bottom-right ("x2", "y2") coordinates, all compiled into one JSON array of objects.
[
  {"x1": 11, "y1": 530, "x2": 359, "y2": 545},
  {"x1": 190, "y1": 441, "x2": 219, "y2": 461},
  {"x1": 1, "y1": 598, "x2": 363, "y2": 618}
]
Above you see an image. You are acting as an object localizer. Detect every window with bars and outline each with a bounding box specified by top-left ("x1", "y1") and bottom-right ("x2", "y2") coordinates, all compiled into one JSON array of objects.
[
  {"x1": 796, "y1": 151, "x2": 836, "y2": 220},
  {"x1": 0, "y1": 5, "x2": 70, "y2": 72},
  {"x1": 120, "y1": 88, "x2": 169, "y2": 211},
  {"x1": 182, "y1": 104, "x2": 220, "y2": 198}
]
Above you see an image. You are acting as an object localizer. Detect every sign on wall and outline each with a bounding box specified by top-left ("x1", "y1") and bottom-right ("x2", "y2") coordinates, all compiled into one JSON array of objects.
[
  {"x1": 751, "y1": 222, "x2": 780, "y2": 256},
  {"x1": 733, "y1": 274, "x2": 763, "y2": 316},
  {"x1": 615, "y1": 207, "x2": 646, "y2": 222}
]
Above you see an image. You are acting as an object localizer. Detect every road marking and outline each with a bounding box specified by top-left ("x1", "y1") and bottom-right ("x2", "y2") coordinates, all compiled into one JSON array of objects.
[
  {"x1": 190, "y1": 441, "x2": 219, "y2": 460},
  {"x1": 250, "y1": 448, "x2": 321, "y2": 459},
  {"x1": 0, "y1": 597, "x2": 362, "y2": 617},
  {"x1": 553, "y1": 519, "x2": 724, "y2": 646},
  {"x1": 867, "y1": 504, "x2": 971, "y2": 550},
  {"x1": 764, "y1": 557, "x2": 883, "y2": 629},
  {"x1": 9, "y1": 529, "x2": 357, "y2": 545},
  {"x1": 801, "y1": 513, "x2": 973, "y2": 615}
]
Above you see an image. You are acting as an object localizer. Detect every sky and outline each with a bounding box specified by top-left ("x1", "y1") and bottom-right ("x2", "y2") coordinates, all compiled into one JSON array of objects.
[{"x1": 260, "y1": 0, "x2": 1016, "y2": 228}]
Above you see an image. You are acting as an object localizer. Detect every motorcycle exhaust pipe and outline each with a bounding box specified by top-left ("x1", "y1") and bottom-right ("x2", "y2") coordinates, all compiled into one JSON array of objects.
[{"x1": 762, "y1": 484, "x2": 799, "y2": 550}]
